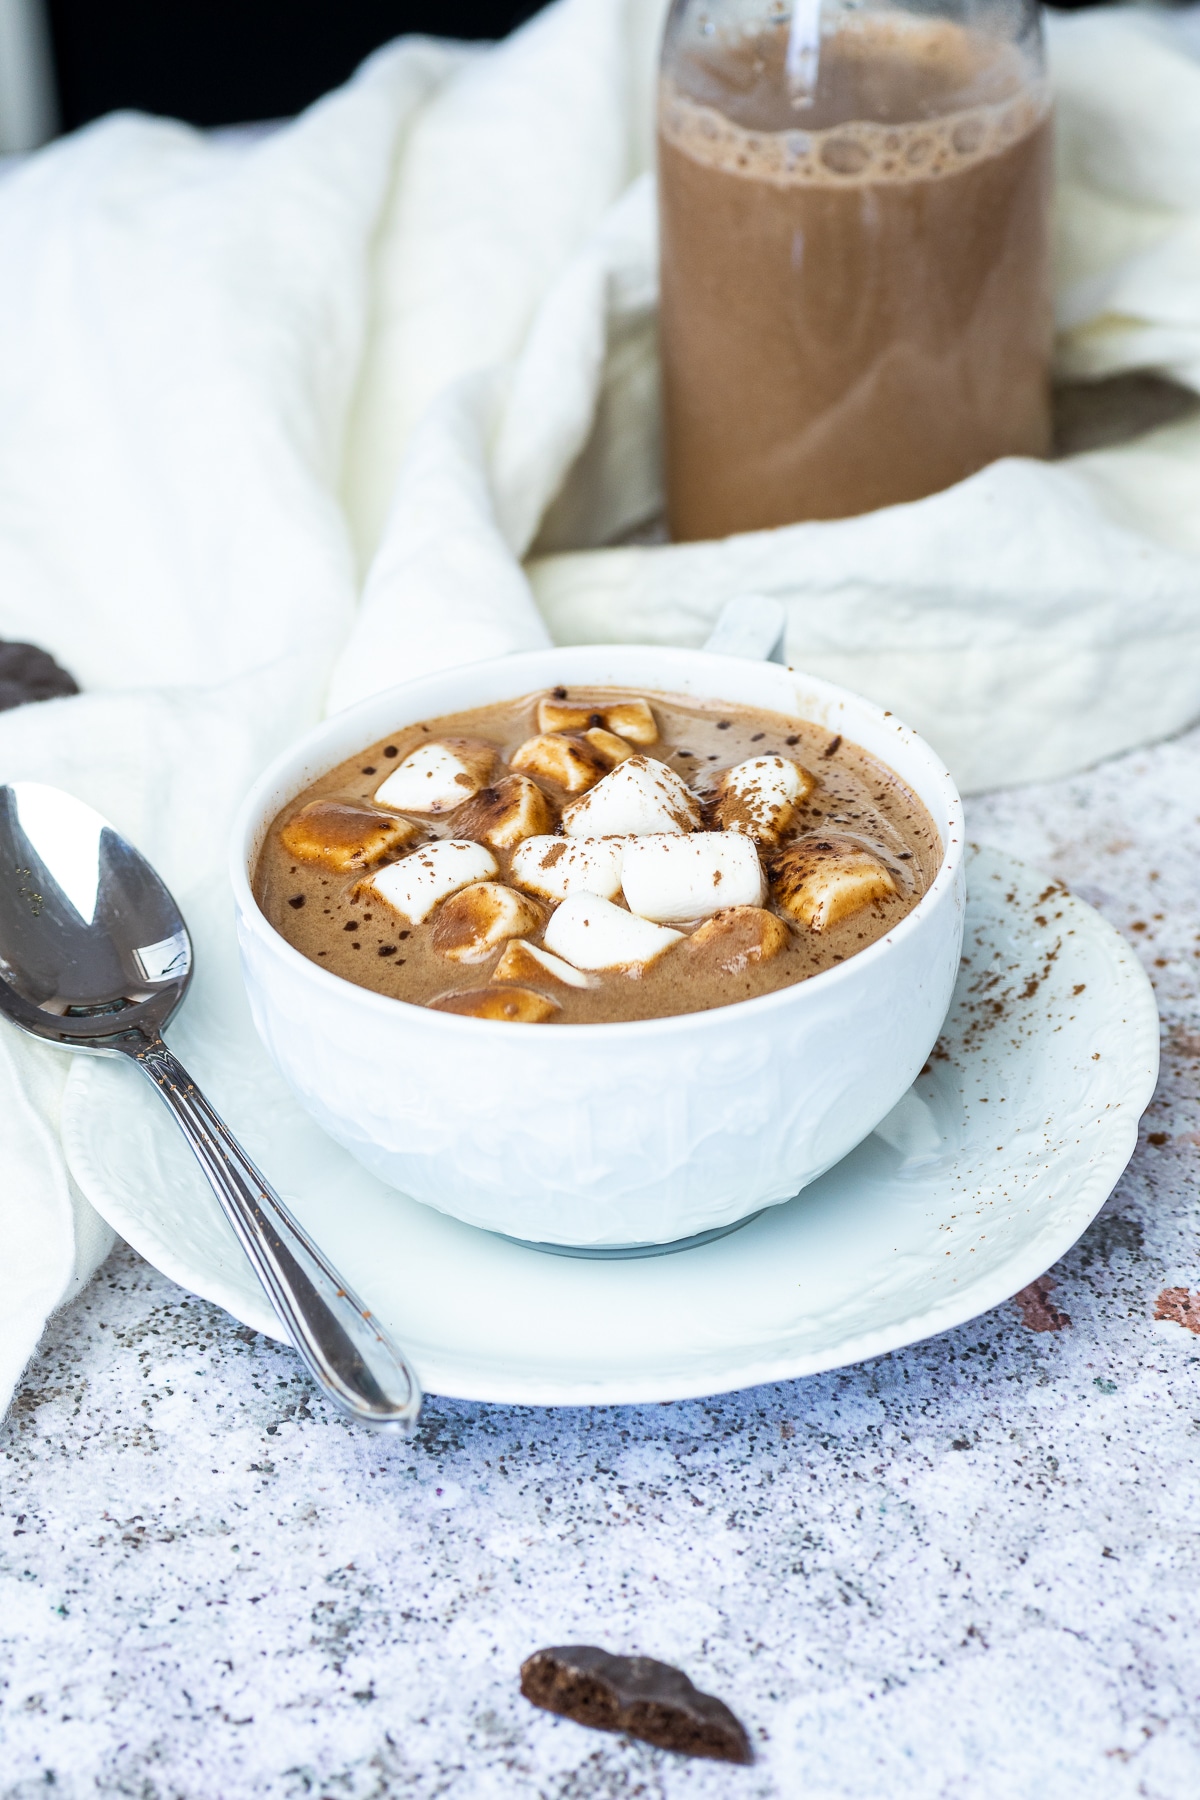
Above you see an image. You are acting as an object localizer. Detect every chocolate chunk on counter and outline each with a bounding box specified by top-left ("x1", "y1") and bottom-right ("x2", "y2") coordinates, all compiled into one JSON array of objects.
[
  {"x1": 520, "y1": 1645, "x2": 752, "y2": 1763},
  {"x1": 0, "y1": 640, "x2": 80, "y2": 712}
]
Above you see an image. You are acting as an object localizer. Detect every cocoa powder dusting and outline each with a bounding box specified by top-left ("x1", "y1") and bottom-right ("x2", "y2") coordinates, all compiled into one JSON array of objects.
[
  {"x1": 1153, "y1": 1287, "x2": 1200, "y2": 1334},
  {"x1": 1012, "y1": 1276, "x2": 1071, "y2": 1333}
]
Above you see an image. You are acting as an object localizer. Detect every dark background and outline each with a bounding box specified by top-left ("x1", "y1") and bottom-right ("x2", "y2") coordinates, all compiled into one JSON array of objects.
[
  {"x1": 46, "y1": 2, "x2": 547, "y2": 131},
  {"x1": 45, "y1": 0, "x2": 1115, "y2": 131}
]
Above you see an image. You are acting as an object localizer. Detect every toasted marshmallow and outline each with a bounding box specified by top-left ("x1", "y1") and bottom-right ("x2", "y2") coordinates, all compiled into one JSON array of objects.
[
  {"x1": 712, "y1": 756, "x2": 814, "y2": 845},
  {"x1": 562, "y1": 756, "x2": 700, "y2": 839},
  {"x1": 428, "y1": 985, "x2": 560, "y2": 1023},
  {"x1": 511, "y1": 732, "x2": 609, "y2": 793},
  {"x1": 536, "y1": 695, "x2": 658, "y2": 745},
  {"x1": 544, "y1": 892, "x2": 683, "y2": 972},
  {"x1": 621, "y1": 832, "x2": 765, "y2": 923},
  {"x1": 537, "y1": 697, "x2": 603, "y2": 735},
  {"x1": 429, "y1": 882, "x2": 545, "y2": 963},
  {"x1": 492, "y1": 939, "x2": 594, "y2": 989},
  {"x1": 280, "y1": 800, "x2": 421, "y2": 872},
  {"x1": 453, "y1": 774, "x2": 553, "y2": 849},
  {"x1": 509, "y1": 835, "x2": 626, "y2": 903},
  {"x1": 603, "y1": 700, "x2": 658, "y2": 745},
  {"x1": 364, "y1": 840, "x2": 497, "y2": 924},
  {"x1": 681, "y1": 906, "x2": 790, "y2": 975},
  {"x1": 583, "y1": 727, "x2": 634, "y2": 769},
  {"x1": 374, "y1": 738, "x2": 496, "y2": 815},
  {"x1": 772, "y1": 834, "x2": 898, "y2": 931}
]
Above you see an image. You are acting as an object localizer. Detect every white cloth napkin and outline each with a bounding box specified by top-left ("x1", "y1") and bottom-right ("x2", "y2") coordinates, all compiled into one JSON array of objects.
[
  {"x1": 2, "y1": 0, "x2": 1200, "y2": 1413},
  {"x1": 0, "y1": 35, "x2": 465, "y2": 1408}
]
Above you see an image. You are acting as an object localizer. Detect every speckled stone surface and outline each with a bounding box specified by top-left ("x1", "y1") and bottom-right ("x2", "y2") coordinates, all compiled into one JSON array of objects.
[{"x1": 4, "y1": 728, "x2": 1200, "y2": 1798}]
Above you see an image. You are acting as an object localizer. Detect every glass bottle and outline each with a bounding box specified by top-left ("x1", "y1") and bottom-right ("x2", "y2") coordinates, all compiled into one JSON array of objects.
[{"x1": 657, "y1": 0, "x2": 1055, "y2": 540}]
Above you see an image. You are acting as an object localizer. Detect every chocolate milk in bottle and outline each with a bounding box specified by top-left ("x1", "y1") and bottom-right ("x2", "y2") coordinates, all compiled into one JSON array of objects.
[{"x1": 658, "y1": 0, "x2": 1054, "y2": 539}]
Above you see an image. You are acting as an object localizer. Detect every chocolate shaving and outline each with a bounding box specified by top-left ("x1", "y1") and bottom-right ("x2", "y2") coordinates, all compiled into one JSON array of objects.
[
  {"x1": 520, "y1": 1645, "x2": 752, "y2": 1763},
  {"x1": 1012, "y1": 1274, "x2": 1071, "y2": 1333},
  {"x1": 0, "y1": 639, "x2": 79, "y2": 713}
]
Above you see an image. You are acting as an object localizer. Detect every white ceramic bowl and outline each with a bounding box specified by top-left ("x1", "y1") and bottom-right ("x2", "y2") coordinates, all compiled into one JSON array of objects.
[{"x1": 231, "y1": 647, "x2": 966, "y2": 1248}]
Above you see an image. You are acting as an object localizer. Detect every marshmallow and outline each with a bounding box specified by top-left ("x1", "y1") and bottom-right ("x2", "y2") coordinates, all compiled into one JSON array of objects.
[
  {"x1": 771, "y1": 834, "x2": 898, "y2": 931},
  {"x1": 681, "y1": 906, "x2": 790, "y2": 975},
  {"x1": 374, "y1": 738, "x2": 496, "y2": 815},
  {"x1": 562, "y1": 756, "x2": 700, "y2": 838},
  {"x1": 712, "y1": 756, "x2": 814, "y2": 845},
  {"x1": 621, "y1": 832, "x2": 765, "y2": 923},
  {"x1": 511, "y1": 732, "x2": 611, "y2": 792},
  {"x1": 536, "y1": 695, "x2": 658, "y2": 745},
  {"x1": 603, "y1": 700, "x2": 659, "y2": 746},
  {"x1": 428, "y1": 986, "x2": 560, "y2": 1023},
  {"x1": 582, "y1": 727, "x2": 634, "y2": 769},
  {"x1": 492, "y1": 939, "x2": 594, "y2": 989},
  {"x1": 363, "y1": 840, "x2": 498, "y2": 924},
  {"x1": 453, "y1": 773, "x2": 553, "y2": 849},
  {"x1": 544, "y1": 892, "x2": 683, "y2": 971},
  {"x1": 279, "y1": 800, "x2": 421, "y2": 872},
  {"x1": 429, "y1": 882, "x2": 545, "y2": 963},
  {"x1": 510, "y1": 835, "x2": 626, "y2": 903}
]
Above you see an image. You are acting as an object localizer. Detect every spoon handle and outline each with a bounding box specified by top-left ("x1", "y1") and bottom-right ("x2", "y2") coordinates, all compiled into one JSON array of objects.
[{"x1": 131, "y1": 1036, "x2": 422, "y2": 1432}]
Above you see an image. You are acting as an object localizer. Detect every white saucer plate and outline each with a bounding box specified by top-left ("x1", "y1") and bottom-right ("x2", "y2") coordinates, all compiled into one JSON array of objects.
[{"x1": 61, "y1": 846, "x2": 1159, "y2": 1405}]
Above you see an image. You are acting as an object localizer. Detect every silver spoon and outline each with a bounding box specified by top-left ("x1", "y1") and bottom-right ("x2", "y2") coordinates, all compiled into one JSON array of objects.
[{"x1": 0, "y1": 781, "x2": 422, "y2": 1433}]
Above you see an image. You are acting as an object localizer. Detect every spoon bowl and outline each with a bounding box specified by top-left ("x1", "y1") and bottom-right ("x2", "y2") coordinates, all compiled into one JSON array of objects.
[{"x1": 0, "y1": 783, "x2": 190, "y2": 1044}]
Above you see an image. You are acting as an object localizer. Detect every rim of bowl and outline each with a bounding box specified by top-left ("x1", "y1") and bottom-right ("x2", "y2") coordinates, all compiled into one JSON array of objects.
[{"x1": 230, "y1": 646, "x2": 966, "y2": 1040}]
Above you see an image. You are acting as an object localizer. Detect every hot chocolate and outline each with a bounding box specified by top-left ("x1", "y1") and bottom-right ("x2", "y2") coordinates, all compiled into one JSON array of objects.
[
  {"x1": 658, "y1": 12, "x2": 1054, "y2": 537},
  {"x1": 255, "y1": 686, "x2": 940, "y2": 1024}
]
